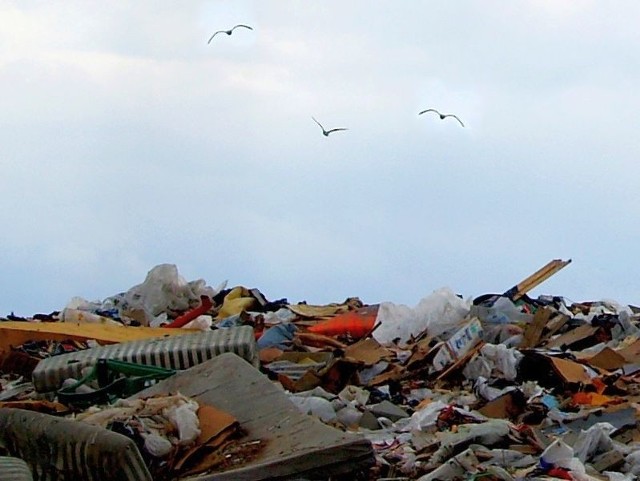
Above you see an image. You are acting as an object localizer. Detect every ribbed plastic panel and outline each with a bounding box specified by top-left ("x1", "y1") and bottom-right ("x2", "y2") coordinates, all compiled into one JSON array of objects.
[
  {"x1": 32, "y1": 326, "x2": 257, "y2": 393},
  {"x1": 0, "y1": 456, "x2": 33, "y2": 481},
  {"x1": 0, "y1": 409, "x2": 151, "y2": 481}
]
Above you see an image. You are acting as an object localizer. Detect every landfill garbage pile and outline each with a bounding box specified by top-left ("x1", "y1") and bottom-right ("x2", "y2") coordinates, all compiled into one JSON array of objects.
[{"x1": 4, "y1": 259, "x2": 640, "y2": 480}]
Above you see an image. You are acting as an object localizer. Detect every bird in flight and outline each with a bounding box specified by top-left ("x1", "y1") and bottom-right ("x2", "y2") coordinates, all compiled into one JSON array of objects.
[
  {"x1": 312, "y1": 117, "x2": 348, "y2": 137},
  {"x1": 418, "y1": 108, "x2": 465, "y2": 127},
  {"x1": 208, "y1": 25, "x2": 253, "y2": 44}
]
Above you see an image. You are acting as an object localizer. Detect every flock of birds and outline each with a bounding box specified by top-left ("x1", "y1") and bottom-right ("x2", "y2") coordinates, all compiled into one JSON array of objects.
[{"x1": 209, "y1": 24, "x2": 466, "y2": 137}]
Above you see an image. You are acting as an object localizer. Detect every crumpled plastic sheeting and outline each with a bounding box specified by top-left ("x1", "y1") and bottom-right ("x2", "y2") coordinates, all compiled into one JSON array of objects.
[
  {"x1": 624, "y1": 449, "x2": 640, "y2": 475},
  {"x1": 605, "y1": 472, "x2": 636, "y2": 481},
  {"x1": 473, "y1": 376, "x2": 517, "y2": 402},
  {"x1": 417, "y1": 448, "x2": 480, "y2": 481},
  {"x1": 102, "y1": 264, "x2": 225, "y2": 321},
  {"x1": 482, "y1": 448, "x2": 538, "y2": 468},
  {"x1": 573, "y1": 422, "x2": 617, "y2": 463},
  {"x1": 463, "y1": 343, "x2": 523, "y2": 382},
  {"x1": 427, "y1": 419, "x2": 512, "y2": 468},
  {"x1": 289, "y1": 395, "x2": 337, "y2": 423},
  {"x1": 374, "y1": 287, "x2": 471, "y2": 345},
  {"x1": 404, "y1": 400, "x2": 449, "y2": 432}
]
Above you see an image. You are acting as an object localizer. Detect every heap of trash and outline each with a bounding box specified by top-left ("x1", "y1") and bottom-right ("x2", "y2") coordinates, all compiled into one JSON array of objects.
[{"x1": 3, "y1": 259, "x2": 640, "y2": 481}]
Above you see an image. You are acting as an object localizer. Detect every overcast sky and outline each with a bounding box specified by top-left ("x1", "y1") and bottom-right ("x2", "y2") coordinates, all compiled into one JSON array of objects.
[{"x1": 2, "y1": 1, "x2": 640, "y2": 315}]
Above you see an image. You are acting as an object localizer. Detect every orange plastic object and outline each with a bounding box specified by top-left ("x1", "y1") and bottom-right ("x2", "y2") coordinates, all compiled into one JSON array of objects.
[
  {"x1": 572, "y1": 391, "x2": 621, "y2": 406},
  {"x1": 307, "y1": 306, "x2": 378, "y2": 339}
]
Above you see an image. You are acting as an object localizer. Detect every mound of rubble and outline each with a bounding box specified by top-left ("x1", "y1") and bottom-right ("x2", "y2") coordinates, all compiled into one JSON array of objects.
[{"x1": 3, "y1": 259, "x2": 640, "y2": 481}]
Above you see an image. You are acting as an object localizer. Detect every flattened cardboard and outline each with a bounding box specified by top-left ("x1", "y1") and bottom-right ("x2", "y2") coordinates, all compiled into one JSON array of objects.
[
  {"x1": 545, "y1": 314, "x2": 571, "y2": 338},
  {"x1": 196, "y1": 405, "x2": 239, "y2": 446},
  {"x1": 618, "y1": 339, "x2": 640, "y2": 363},
  {"x1": 258, "y1": 348, "x2": 283, "y2": 364},
  {"x1": 344, "y1": 338, "x2": 393, "y2": 365},
  {"x1": 544, "y1": 324, "x2": 598, "y2": 350},
  {"x1": 548, "y1": 356, "x2": 592, "y2": 384},
  {"x1": 587, "y1": 347, "x2": 628, "y2": 371},
  {"x1": 174, "y1": 404, "x2": 240, "y2": 474},
  {"x1": 478, "y1": 390, "x2": 526, "y2": 420},
  {"x1": 0, "y1": 400, "x2": 69, "y2": 415},
  {"x1": 406, "y1": 337, "x2": 436, "y2": 370},
  {"x1": 367, "y1": 364, "x2": 405, "y2": 386}
]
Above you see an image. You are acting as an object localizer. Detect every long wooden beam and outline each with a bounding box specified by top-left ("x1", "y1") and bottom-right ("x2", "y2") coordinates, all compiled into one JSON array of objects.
[{"x1": 504, "y1": 258, "x2": 572, "y2": 301}]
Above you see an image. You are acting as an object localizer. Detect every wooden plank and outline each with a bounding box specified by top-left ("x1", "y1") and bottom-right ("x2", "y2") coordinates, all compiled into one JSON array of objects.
[
  {"x1": 0, "y1": 321, "x2": 197, "y2": 354},
  {"x1": 505, "y1": 259, "x2": 572, "y2": 301},
  {"x1": 520, "y1": 307, "x2": 553, "y2": 348}
]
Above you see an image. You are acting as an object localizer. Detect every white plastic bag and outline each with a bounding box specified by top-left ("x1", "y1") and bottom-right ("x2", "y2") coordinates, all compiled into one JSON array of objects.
[
  {"x1": 289, "y1": 395, "x2": 337, "y2": 423},
  {"x1": 573, "y1": 422, "x2": 616, "y2": 462},
  {"x1": 404, "y1": 400, "x2": 448, "y2": 432},
  {"x1": 182, "y1": 315, "x2": 213, "y2": 331},
  {"x1": 142, "y1": 432, "x2": 173, "y2": 457},
  {"x1": 374, "y1": 287, "x2": 470, "y2": 345},
  {"x1": 105, "y1": 264, "x2": 224, "y2": 320},
  {"x1": 336, "y1": 405, "x2": 363, "y2": 427},
  {"x1": 463, "y1": 343, "x2": 523, "y2": 382},
  {"x1": 165, "y1": 398, "x2": 201, "y2": 446}
]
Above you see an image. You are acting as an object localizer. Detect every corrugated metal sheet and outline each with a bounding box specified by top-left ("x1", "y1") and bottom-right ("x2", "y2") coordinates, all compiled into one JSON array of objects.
[{"x1": 32, "y1": 326, "x2": 257, "y2": 393}]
